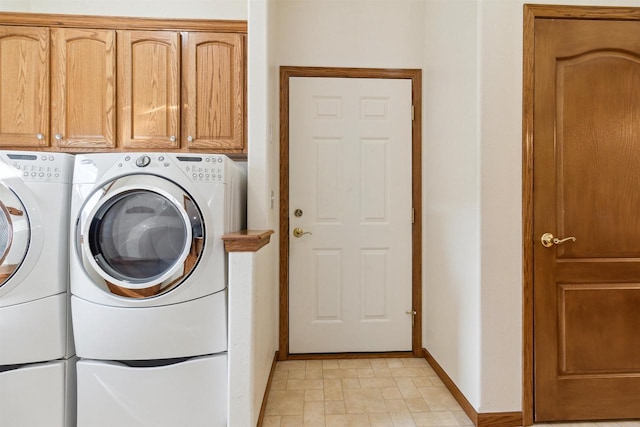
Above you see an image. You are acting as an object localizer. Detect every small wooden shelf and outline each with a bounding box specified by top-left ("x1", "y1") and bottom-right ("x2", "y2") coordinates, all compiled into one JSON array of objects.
[{"x1": 221, "y1": 230, "x2": 274, "y2": 253}]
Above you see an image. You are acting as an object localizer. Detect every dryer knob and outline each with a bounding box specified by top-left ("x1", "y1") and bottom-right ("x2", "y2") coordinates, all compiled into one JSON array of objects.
[{"x1": 136, "y1": 155, "x2": 151, "y2": 168}]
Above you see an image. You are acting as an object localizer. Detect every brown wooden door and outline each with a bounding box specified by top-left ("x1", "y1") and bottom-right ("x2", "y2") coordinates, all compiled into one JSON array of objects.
[
  {"x1": 0, "y1": 26, "x2": 49, "y2": 147},
  {"x1": 534, "y1": 18, "x2": 640, "y2": 421},
  {"x1": 181, "y1": 32, "x2": 244, "y2": 152},
  {"x1": 51, "y1": 28, "x2": 116, "y2": 149},
  {"x1": 117, "y1": 30, "x2": 180, "y2": 150}
]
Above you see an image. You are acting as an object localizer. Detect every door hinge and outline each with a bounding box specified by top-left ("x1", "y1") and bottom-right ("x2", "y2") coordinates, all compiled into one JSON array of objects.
[
  {"x1": 411, "y1": 105, "x2": 415, "y2": 121},
  {"x1": 406, "y1": 309, "x2": 416, "y2": 327},
  {"x1": 411, "y1": 208, "x2": 415, "y2": 224}
]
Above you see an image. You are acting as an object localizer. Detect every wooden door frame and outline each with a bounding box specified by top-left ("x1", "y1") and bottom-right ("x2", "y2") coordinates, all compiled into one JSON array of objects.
[
  {"x1": 279, "y1": 66, "x2": 422, "y2": 360},
  {"x1": 522, "y1": 4, "x2": 640, "y2": 425}
]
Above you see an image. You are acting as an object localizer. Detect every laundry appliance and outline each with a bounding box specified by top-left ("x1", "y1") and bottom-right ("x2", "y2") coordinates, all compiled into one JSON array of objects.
[
  {"x1": 0, "y1": 151, "x2": 76, "y2": 427},
  {"x1": 70, "y1": 152, "x2": 246, "y2": 427}
]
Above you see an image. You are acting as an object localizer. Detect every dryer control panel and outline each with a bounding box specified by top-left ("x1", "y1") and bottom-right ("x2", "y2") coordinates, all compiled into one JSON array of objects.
[
  {"x1": 174, "y1": 155, "x2": 226, "y2": 183},
  {"x1": 115, "y1": 154, "x2": 227, "y2": 184},
  {"x1": 3, "y1": 153, "x2": 73, "y2": 183}
]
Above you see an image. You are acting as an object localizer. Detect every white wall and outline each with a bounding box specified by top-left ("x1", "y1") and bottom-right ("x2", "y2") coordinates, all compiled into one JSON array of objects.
[
  {"x1": 0, "y1": 0, "x2": 27, "y2": 11},
  {"x1": 227, "y1": 243, "x2": 278, "y2": 426},
  {"x1": 0, "y1": 0, "x2": 247, "y2": 19},
  {"x1": 277, "y1": 0, "x2": 424, "y2": 69},
  {"x1": 423, "y1": 0, "x2": 482, "y2": 410},
  {"x1": 478, "y1": 0, "x2": 523, "y2": 412},
  {"x1": 246, "y1": 0, "x2": 280, "y2": 422}
]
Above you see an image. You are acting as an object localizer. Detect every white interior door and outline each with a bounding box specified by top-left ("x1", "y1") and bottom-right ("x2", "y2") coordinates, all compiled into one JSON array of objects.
[{"x1": 289, "y1": 77, "x2": 413, "y2": 353}]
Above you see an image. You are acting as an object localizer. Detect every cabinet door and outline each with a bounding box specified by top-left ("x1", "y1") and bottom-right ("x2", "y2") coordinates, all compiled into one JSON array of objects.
[
  {"x1": 0, "y1": 26, "x2": 49, "y2": 147},
  {"x1": 182, "y1": 32, "x2": 244, "y2": 151},
  {"x1": 51, "y1": 28, "x2": 116, "y2": 149},
  {"x1": 118, "y1": 31, "x2": 180, "y2": 149}
]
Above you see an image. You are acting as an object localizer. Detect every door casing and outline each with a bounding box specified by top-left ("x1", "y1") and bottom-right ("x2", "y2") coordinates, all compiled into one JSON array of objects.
[
  {"x1": 522, "y1": 4, "x2": 640, "y2": 425},
  {"x1": 279, "y1": 66, "x2": 422, "y2": 360}
]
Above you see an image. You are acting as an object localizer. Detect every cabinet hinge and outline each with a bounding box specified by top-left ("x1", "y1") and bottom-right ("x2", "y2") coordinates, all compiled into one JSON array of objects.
[
  {"x1": 411, "y1": 105, "x2": 415, "y2": 121},
  {"x1": 412, "y1": 208, "x2": 415, "y2": 224}
]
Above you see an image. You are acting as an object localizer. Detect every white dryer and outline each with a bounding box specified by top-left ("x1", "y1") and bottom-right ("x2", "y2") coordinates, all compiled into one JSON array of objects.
[
  {"x1": 0, "y1": 151, "x2": 76, "y2": 427},
  {"x1": 70, "y1": 152, "x2": 245, "y2": 427}
]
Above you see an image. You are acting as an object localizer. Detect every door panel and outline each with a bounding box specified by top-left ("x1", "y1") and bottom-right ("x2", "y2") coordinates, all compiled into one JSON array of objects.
[
  {"x1": 117, "y1": 30, "x2": 180, "y2": 149},
  {"x1": 557, "y1": 52, "x2": 640, "y2": 258},
  {"x1": 51, "y1": 28, "x2": 116, "y2": 148},
  {"x1": 0, "y1": 26, "x2": 49, "y2": 147},
  {"x1": 182, "y1": 32, "x2": 244, "y2": 151},
  {"x1": 559, "y1": 284, "x2": 640, "y2": 373},
  {"x1": 534, "y1": 19, "x2": 640, "y2": 420},
  {"x1": 288, "y1": 77, "x2": 412, "y2": 354}
]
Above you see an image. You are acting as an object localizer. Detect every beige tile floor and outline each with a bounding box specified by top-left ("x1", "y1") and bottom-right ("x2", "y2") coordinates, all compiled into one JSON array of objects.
[
  {"x1": 261, "y1": 358, "x2": 640, "y2": 427},
  {"x1": 262, "y1": 357, "x2": 473, "y2": 427}
]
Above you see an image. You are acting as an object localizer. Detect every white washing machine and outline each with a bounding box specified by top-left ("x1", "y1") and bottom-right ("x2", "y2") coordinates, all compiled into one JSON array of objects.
[
  {"x1": 70, "y1": 152, "x2": 245, "y2": 427},
  {"x1": 0, "y1": 151, "x2": 76, "y2": 427}
]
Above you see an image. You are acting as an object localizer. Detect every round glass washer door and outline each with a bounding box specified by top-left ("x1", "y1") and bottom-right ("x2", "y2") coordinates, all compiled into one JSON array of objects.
[
  {"x1": 0, "y1": 183, "x2": 30, "y2": 288},
  {"x1": 79, "y1": 176, "x2": 204, "y2": 298}
]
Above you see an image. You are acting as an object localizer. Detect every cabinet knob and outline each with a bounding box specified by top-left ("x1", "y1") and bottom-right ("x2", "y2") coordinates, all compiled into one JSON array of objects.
[
  {"x1": 54, "y1": 134, "x2": 63, "y2": 141},
  {"x1": 187, "y1": 135, "x2": 194, "y2": 143},
  {"x1": 169, "y1": 136, "x2": 177, "y2": 143},
  {"x1": 36, "y1": 133, "x2": 44, "y2": 140}
]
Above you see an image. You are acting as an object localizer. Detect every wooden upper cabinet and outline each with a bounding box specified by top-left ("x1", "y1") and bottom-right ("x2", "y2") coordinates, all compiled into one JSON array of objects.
[
  {"x1": 0, "y1": 14, "x2": 246, "y2": 153},
  {"x1": 117, "y1": 31, "x2": 180, "y2": 149},
  {"x1": 0, "y1": 26, "x2": 49, "y2": 147},
  {"x1": 51, "y1": 28, "x2": 116, "y2": 149},
  {"x1": 182, "y1": 32, "x2": 245, "y2": 152}
]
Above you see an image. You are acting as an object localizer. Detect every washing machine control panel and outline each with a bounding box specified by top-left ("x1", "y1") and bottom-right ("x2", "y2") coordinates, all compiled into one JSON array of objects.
[
  {"x1": 4, "y1": 153, "x2": 72, "y2": 183},
  {"x1": 116, "y1": 154, "x2": 226, "y2": 183}
]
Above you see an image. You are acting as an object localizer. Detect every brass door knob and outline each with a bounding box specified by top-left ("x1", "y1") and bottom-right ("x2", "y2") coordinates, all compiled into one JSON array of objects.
[
  {"x1": 293, "y1": 227, "x2": 312, "y2": 238},
  {"x1": 541, "y1": 232, "x2": 576, "y2": 248}
]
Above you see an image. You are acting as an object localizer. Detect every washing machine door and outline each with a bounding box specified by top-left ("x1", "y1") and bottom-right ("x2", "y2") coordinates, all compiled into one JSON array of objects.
[
  {"x1": 78, "y1": 175, "x2": 204, "y2": 298},
  {"x1": 0, "y1": 183, "x2": 30, "y2": 288}
]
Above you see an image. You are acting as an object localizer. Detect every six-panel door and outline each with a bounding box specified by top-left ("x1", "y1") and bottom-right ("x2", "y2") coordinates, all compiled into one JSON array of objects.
[{"x1": 288, "y1": 77, "x2": 413, "y2": 353}]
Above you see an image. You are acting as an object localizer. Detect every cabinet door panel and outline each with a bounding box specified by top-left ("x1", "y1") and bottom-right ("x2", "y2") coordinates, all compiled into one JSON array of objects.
[
  {"x1": 51, "y1": 28, "x2": 116, "y2": 148},
  {"x1": 118, "y1": 30, "x2": 180, "y2": 149},
  {"x1": 182, "y1": 32, "x2": 244, "y2": 151},
  {"x1": 0, "y1": 26, "x2": 49, "y2": 147}
]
